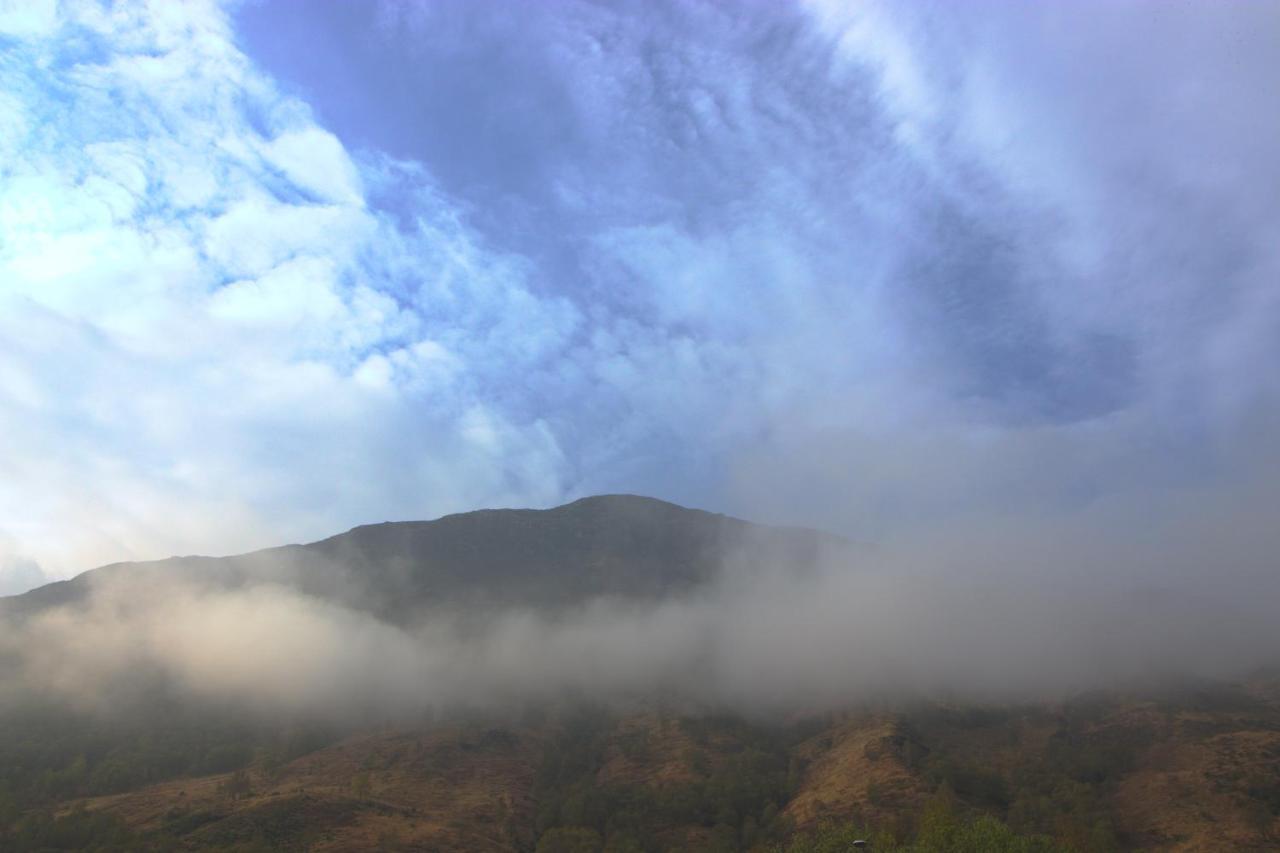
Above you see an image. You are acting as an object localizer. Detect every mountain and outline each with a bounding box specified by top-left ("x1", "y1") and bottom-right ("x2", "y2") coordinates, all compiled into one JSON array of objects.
[
  {"x1": 1, "y1": 494, "x2": 843, "y2": 623},
  {"x1": 3, "y1": 496, "x2": 1279, "y2": 850}
]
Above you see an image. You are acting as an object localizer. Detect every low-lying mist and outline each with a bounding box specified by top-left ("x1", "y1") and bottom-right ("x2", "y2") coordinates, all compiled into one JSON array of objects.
[{"x1": 3, "y1": 470, "x2": 1278, "y2": 725}]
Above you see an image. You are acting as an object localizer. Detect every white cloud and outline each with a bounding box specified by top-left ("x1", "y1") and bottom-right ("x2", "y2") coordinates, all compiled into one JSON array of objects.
[
  {"x1": 0, "y1": 1, "x2": 574, "y2": 578},
  {"x1": 202, "y1": 195, "x2": 367, "y2": 279},
  {"x1": 0, "y1": 550, "x2": 46, "y2": 597},
  {"x1": 0, "y1": 0, "x2": 57, "y2": 38},
  {"x1": 262, "y1": 126, "x2": 364, "y2": 205}
]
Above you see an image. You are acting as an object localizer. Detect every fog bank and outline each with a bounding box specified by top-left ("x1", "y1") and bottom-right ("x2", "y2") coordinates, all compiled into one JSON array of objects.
[{"x1": 4, "y1": 466, "x2": 1278, "y2": 722}]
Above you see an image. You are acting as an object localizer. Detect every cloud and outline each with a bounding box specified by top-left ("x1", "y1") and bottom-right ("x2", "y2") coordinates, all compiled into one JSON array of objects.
[
  {"x1": 0, "y1": 0, "x2": 577, "y2": 576},
  {"x1": 2, "y1": 0, "x2": 1277, "y2": 587},
  {"x1": 0, "y1": 555, "x2": 46, "y2": 597},
  {"x1": 6, "y1": 457, "x2": 1279, "y2": 720},
  {"x1": 806, "y1": 0, "x2": 1280, "y2": 414},
  {"x1": 712, "y1": 0, "x2": 1280, "y2": 535},
  {"x1": 238, "y1": 0, "x2": 1236, "y2": 459}
]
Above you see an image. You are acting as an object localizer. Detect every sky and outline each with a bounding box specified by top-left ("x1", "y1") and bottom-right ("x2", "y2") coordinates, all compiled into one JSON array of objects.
[{"x1": 1, "y1": 0, "x2": 1277, "y2": 593}]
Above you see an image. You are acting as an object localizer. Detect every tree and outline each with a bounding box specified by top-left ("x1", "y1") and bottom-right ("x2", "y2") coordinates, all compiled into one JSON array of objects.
[
  {"x1": 351, "y1": 771, "x2": 372, "y2": 799},
  {"x1": 220, "y1": 768, "x2": 252, "y2": 801},
  {"x1": 258, "y1": 747, "x2": 284, "y2": 783}
]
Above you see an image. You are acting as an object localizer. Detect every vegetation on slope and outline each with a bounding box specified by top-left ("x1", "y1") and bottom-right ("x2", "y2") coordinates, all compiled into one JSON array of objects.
[{"x1": 0, "y1": 690, "x2": 1278, "y2": 851}]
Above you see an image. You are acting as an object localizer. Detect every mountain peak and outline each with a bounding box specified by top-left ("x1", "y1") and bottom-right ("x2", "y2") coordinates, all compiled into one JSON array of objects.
[{"x1": 2, "y1": 495, "x2": 841, "y2": 621}]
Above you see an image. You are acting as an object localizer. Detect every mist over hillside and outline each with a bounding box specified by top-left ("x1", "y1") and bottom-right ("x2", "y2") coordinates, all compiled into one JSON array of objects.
[
  {"x1": 4, "y1": 493, "x2": 1278, "y2": 725},
  {"x1": 2, "y1": 495, "x2": 1280, "y2": 851}
]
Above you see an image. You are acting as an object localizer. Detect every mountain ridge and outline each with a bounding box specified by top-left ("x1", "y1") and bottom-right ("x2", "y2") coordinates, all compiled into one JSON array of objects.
[{"x1": 0, "y1": 494, "x2": 847, "y2": 622}]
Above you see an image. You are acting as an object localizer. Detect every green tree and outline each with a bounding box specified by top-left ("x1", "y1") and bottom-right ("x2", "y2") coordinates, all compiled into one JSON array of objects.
[
  {"x1": 220, "y1": 768, "x2": 252, "y2": 801},
  {"x1": 351, "y1": 771, "x2": 372, "y2": 799},
  {"x1": 258, "y1": 747, "x2": 284, "y2": 783}
]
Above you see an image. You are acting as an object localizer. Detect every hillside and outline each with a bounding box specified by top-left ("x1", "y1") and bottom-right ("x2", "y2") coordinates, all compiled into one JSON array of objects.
[
  {"x1": 1, "y1": 497, "x2": 1278, "y2": 850},
  {"x1": 24, "y1": 684, "x2": 1280, "y2": 851},
  {"x1": 0, "y1": 495, "x2": 841, "y2": 623}
]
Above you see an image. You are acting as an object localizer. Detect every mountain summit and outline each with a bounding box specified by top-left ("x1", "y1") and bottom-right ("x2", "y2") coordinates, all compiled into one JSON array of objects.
[{"x1": 2, "y1": 495, "x2": 842, "y2": 622}]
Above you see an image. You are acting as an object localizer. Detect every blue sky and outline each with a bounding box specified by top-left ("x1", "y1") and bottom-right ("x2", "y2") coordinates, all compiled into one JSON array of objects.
[{"x1": 1, "y1": 0, "x2": 1277, "y2": 590}]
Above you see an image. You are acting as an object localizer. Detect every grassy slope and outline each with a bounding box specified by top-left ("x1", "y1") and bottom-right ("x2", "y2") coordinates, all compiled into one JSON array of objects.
[{"x1": 58, "y1": 682, "x2": 1280, "y2": 851}]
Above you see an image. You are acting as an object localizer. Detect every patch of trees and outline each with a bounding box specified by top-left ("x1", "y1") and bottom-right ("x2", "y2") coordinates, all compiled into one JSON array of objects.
[
  {"x1": 531, "y1": 711, "x2": 805, "y2": 853},
  {"x1": 776, "y1": 788, "x2": 1066, "y2": 853},
  {"x1": 901, "y1": 705, "x2": 1136, "y2": 852},
  {"x1": 0, "y1": 695, "x2": 342, "y2": 850},
  {"x1": 1, "y1": 804, "x2": 140, "y2": 852},
  {"x1": 0, "y1": 697, "x2": 337, "y2": 809}
]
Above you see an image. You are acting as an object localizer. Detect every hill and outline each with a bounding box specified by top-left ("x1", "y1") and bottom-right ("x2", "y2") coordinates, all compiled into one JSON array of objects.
[
  {"x1": 1, "y1": 496, "x2": 1278, "y2": 850},
  {"x1": 1, "y1": 494, "x2": 840, "y2": 623},
  {"x1": 17, "y1": 684, "x2": 1280, "y2": 851}
]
